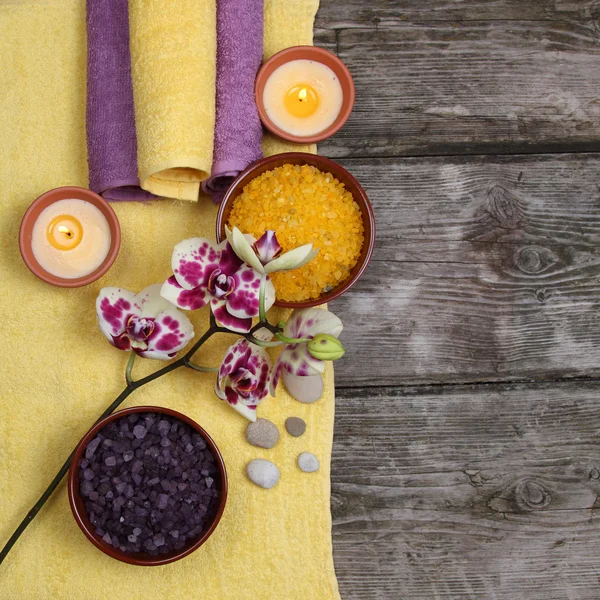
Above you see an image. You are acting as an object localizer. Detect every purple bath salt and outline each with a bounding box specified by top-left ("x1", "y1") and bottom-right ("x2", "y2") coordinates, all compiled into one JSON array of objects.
[
  {"x1": 79, "y1": 412, "x2": 220, "y2": 556},
  {"x1": 132, "y1": 424, "x2": 147, "y2": 439}
]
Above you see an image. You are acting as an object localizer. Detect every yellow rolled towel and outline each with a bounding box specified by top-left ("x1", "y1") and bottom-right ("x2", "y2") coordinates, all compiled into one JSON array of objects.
[{"x1": 129, "y1": 0, "x2": 216, "y2": 201}]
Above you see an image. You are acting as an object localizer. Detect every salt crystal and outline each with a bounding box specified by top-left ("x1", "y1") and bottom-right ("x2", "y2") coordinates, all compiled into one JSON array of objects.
[
  {"x1": 132, "y1": 425, "x2": 147, "y2": 439},
  {"x1": 85, "y1": 438, "x2": 101, "y2": 459}
]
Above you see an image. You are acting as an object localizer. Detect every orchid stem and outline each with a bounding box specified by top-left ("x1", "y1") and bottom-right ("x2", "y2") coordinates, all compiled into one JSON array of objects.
[
  {"x1": 258, "y1": 273, "x2": 267, "y2": 322},
  {"x1": 247, "y1": 336, "x2": 283, "y2": 348},
  {"x1": 274, "y1": 332, "x2": 311, "y2": 344},
  {"x1": 0, "y1": 323, "x2": 221, "y2": 567},
  {"x1": 125, "y1": 352, "x2": 136, "y2": 385}
]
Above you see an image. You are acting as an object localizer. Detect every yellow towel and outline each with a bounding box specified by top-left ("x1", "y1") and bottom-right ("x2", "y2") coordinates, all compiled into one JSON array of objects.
[
  {"x1": 129, "y1": 0, "x2": 217, "y2": 201},
  {"x1": 0, "y1": 1, "x2": 341, "y2": 599}
]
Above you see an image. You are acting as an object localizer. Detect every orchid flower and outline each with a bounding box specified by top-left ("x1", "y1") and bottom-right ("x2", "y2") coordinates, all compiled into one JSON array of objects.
[
  {"x1": 226, "y1": 226, "x2": 318, "y2": 274},
  {"x1": 269, "y1": 307, "x2": 344, "y2": 396},
  {"x1": 96, "y1": 284, "x2": 195, "y2": 360},
  {"x1": 215, "y1": 338, "x2": 272, "y2": 421},
  {"x1": 160, "y1": 237, "x2": 275, "y2": 333}
]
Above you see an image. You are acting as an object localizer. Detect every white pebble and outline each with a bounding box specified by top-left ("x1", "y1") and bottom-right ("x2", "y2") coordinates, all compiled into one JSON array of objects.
[
  {"x1": 298, "y1": 452, "x2": 320, "y2": 473},
  {"x1": 246, "y1": 459, "x2": 280, "y2": 489},
  {"x1": 283, "y1": 372, "x2": 324, "y2": 404}
]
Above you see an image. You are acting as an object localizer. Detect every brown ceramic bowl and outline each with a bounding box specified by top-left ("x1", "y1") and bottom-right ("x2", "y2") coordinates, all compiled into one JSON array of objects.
[
  {"x1": 68, "y1": 406, "x2": 228, "y2": 566},
  {"x1": 19, "y1": 186, "x2": 120, "y2": 287},
  {"x1": 255, "y1": 46, "x2": 355, "y2": 144},
  {"x1": 216, "y1": 152, "x2": 375, "y2": 309}
]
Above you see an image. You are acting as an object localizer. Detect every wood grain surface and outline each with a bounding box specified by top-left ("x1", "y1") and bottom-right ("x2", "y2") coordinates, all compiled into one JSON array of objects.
[
  {"x1": 332, "y1": 383, "x2": 600, "y2": 599},
  {"x1": 330, "y1": 153, "x2": 600, "y2": 387},
  {"x1": 315, "y1": 1, "x2": 600, "y2": 598},
  {"x1": 315, "y1": 1, "x2": 600, "y2": 158}
]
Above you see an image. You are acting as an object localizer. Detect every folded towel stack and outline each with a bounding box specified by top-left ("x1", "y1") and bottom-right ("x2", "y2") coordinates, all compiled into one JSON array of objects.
[{"x1": 85, "y1": 0, "x2": 317, "y2": 203}]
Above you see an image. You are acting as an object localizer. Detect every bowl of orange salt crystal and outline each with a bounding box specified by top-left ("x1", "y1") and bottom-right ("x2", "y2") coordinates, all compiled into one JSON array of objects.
[{"x1": 216, "y1": 153, "x2": 375, "y2": 308}]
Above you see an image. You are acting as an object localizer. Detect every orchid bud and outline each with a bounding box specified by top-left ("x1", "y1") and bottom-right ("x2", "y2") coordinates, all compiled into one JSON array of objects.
[{"x1": 307, "y1": 334, "x2": 345, "y2": 361}]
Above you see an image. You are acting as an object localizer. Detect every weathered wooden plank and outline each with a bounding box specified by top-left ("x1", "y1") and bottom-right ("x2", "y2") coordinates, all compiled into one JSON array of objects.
[
  {"x1": 330, "y1": 153, "x2": 600, "y2": 387},
  {"x1": 315, "y1": 0, "x2": 600, "y2": 28},
  {"x1": 312, "y1": 3, "x2": 600, "y2": 158},
  {"x1": 332, "y1": 382, "x2": 600, "y2": 600}
]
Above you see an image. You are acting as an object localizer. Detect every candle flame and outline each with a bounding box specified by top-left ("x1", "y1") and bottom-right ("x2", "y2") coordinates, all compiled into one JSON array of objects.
[{"x1": 298, "y1": 88, "x2": 308, "y2": 102}]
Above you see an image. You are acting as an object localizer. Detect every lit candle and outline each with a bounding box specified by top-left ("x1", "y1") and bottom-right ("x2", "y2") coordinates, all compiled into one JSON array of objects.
[
  {"x1": 31, "y1": 198, "x2": 111, "y2": 279},
  {"x1": 262, "y1": 59, "x2": 344, "y2": 138}
]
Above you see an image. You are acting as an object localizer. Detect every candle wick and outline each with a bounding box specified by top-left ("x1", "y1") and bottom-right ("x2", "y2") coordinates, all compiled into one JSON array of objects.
[{"x1": 58, "y1": 225, "x2": 73, "y2": 238}]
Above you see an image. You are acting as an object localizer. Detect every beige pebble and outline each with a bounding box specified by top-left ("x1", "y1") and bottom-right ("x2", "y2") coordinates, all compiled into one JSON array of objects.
[
  {"x1": 246, "y1": 459, "x2": 280, "y2": 489},
  {"x1": 245, "y1": 418, "x2": 280, "y2": 449},
  {"x1": 298, "y1": 452, "x2": 320, "y2": 473},
  {"x1": 285, "y1": 417, "x2": 306, "y2": 437},
  {"x1": 283, "y1": 372, "x2": 324, "y2": 403}
]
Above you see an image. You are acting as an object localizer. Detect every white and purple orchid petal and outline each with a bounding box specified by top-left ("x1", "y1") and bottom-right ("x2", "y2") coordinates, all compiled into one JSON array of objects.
[
  {"x1": 96, "y1": 287, "x2": 140, "y2": 343},
  {"x1": 268, "y1": 356, "x2": 284, "y2": 397},
  {"x1": 226, "y1": 264, "x2": 262, "y2": 319},
  {"x1": 225, "y1": 226, "x2": 265, "y2": 274},
  {"x1": 136, "y1": 284, "x2": 176, "y2": 318},
  {"x1": 227, "y1": 400, "x2": 257, "y2": 422},
  {"x1": 253, "y1": 327, "x2": 275, "y2": 342},
  {"x1": 216, "y1": 339, "x2": 271, "y2": 421},
  {"x1": 139, "y1": 308, "x2": 194, "y2": 360},
  {"x1": 126, "y1": 316, "x2": 154, "y2": 342},
  {"x1": 217, "y1": 240, "x2": 244, "y2": 277},
  {"x1": 112, "y1": 332, "x2": 132, "y2": 352},
  {"x1": 218, "y1": 338, "x2": 252, "y2": 379},
  {"x1": 264, "y1": 277, "x2": 276, "y2": 313},
  {"x1": 207, "y1": 269, "x2": 236, "y2": 299},
  {"x1": 254, "y1": 230, "x2": 282, "y2": 264},
  {"x1": 263, "y1": 244, "x2": 318, "y2": 274},
  {"x1": 283, "y1": 307, "x2": 343, "y2": 340},
  {"x1": 211, "y1": 298, "x2": 253, "y2": 333},
  {"x1": 171, "y1": 237, "x2": 221, "y2": 290},
  {"x1": 161, "y1": 276, "x2": 210, "y2": 311},
  {"x1": 278, "y1": 344, "x2": 324, "y2": 377}
]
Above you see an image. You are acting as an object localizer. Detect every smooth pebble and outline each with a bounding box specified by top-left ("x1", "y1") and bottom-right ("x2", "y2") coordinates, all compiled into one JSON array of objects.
[
  {"x1": 285, "y1": 417, "x2": 306, "y2": 437},
  {"x1": 245, "y1": 418, "x2": 280, "y2": 449},
  {"x1": 283, "y1": 372, "x2": 324, "y2": 403},
  {"x1": 298, "y1": 452, "x2": 320, "y2": 473},
  {"x1": 246, "y1": 459, "x2": 280, "y2": 489}
]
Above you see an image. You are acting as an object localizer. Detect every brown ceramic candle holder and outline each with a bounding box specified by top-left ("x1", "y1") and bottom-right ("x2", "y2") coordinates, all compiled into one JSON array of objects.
[
  {"x1": 255, "y1": 46, "x2": 355, "y2": 144},
  {"x1": 216, "y1": 152, "x2": 375, "y2": 309},
  {"x1": 68, "y1": 405, "x2": 228, "y2": 567},
  {"x1": 19, "y1": 186, "x2": 121, "y2": 288}
]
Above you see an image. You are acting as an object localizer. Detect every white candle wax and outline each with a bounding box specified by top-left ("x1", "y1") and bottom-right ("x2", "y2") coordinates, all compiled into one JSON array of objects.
[
  {"x1": 31, "y1": 198, "x2": 111, "y2": 279},
  {"x1": 263, "y1": 59, "x2": 344, "y2": 137}
]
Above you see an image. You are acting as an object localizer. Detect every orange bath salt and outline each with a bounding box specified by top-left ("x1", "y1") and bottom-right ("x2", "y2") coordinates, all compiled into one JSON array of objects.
[{"x1": 228, "y1": 164, "x2": 364, "y2": 302}]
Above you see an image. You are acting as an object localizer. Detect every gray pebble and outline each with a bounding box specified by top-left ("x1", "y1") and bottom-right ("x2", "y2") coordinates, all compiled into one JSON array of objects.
[
  {"x1": 283, "y1": 372, "x2": 324, "y2": 403},
  {"x1": 246, "y1": 459, "x2": 280, "y2": 489},
  {"x1": 285, "y1": 417, "x2": 306, "y2": 437},
  {"x1": 245, "y1": 418, "x2": 280, "y2": 449},
  {"x1": 298, "y1": 452, "x2": 320, "y2": 473}
]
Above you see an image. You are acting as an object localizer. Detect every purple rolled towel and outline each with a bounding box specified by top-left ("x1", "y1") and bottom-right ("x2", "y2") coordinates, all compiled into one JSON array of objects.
[
  {"x1": 86, "y1": 0, "x2": 155, "y2": 202},
  {"x1": 202, "y1": 0, "x2": 264, "y2": 203}
]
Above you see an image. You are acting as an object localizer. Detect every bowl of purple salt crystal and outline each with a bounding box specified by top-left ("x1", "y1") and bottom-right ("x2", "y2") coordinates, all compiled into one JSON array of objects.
[{"x1": 68, "y1": 406, "x2": 228, "y2": 566}]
